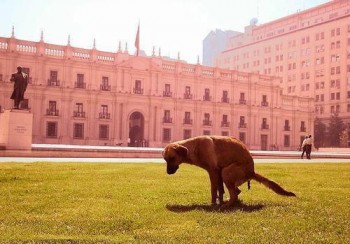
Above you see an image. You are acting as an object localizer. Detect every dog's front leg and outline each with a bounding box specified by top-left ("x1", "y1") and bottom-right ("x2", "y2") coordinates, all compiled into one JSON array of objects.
[{"x1": 208, "y1": 170, "x2": 220, "y2": 205}]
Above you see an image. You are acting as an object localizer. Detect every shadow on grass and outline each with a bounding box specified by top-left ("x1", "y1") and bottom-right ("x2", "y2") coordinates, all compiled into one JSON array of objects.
[{"x1": 166, "y1": 201, "x2": 264, "y2": 213}]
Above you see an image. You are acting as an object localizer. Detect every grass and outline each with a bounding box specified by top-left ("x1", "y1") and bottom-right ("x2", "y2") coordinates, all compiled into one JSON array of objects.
[{"x1": 0, "y1": 162, "x2": 349, "y2": 243}]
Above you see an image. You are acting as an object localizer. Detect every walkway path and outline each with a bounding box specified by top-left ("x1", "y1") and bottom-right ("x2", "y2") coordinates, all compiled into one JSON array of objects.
[{"x1": 0, "y1": 157, "x2": 349, "y2": 163}]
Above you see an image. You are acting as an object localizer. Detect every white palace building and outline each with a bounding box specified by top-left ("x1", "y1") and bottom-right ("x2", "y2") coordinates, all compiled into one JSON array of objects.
[{"x1": 0, "y1": 31, "x2": 314, "y2": 150}]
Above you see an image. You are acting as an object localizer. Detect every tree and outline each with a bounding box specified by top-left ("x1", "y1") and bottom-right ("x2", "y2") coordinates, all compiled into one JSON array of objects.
[
  {"x1": 314, "y1": 117, "x2": 326, "y2": 149},
  {"x1": 327, "y1": 113, "x2": 346, "y2": 147}
]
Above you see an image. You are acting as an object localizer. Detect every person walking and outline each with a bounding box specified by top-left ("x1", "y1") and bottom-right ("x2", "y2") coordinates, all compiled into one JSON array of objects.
[
  {"x1": 305, "y1": 135, "x2": 313, "y2": 159},
  {"x1": 300, "y1": 136, "x2": 308, "y2": 159}
]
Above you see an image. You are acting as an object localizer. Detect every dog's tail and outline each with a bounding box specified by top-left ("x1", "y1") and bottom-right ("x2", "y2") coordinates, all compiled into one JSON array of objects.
[{"x1": 252, "y1": 173, "x2": 296, "y2": 197}]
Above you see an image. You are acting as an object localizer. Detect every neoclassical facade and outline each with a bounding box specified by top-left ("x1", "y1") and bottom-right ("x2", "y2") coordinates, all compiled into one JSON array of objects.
[
  {"x1": 215, "y1": 0, "x2": 350, "y2": 125},
  {"x1": 0, "y1": 34, "x2": 313, "y2": 150}
]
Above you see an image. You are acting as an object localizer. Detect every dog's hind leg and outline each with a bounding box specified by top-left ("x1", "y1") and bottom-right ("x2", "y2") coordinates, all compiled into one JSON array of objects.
[{"x1": 221, "y1": 164, "x2": 246, "y2": 207}]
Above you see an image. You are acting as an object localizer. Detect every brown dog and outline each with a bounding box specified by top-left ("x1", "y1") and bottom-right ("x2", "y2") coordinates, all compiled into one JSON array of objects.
[{"x1": 163, "y1": 135, "x2": 296, "y2": 207}]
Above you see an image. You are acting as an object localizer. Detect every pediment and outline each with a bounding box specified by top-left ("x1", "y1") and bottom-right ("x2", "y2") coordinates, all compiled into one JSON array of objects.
[{"x1": 119, "y1": 56, "x2": 162, "y2": 72}]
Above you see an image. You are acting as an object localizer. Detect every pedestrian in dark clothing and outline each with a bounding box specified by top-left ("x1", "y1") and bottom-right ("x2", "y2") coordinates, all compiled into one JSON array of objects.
[{"x1": 305, "y1": 135, "x2": 313, "y2": 159}]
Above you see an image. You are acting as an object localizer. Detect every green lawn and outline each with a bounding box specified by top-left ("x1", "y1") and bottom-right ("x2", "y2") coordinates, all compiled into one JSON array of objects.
[{"x1": 0, "y1": 162, "x2": 349, "y2": 243}]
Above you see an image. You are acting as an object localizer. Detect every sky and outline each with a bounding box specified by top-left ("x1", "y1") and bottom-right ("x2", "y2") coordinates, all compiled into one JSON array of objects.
[{"x1": 0, "y1": 0, "x2": 329, "y2": 64}]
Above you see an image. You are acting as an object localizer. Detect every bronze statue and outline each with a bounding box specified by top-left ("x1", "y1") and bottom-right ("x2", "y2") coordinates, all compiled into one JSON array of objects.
[{"x1": 10, "y1": 66, "x2": 28, "y2": 109}]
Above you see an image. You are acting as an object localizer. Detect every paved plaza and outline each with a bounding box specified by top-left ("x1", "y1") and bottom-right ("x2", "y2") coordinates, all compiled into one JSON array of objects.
[
  {"x1": 0, "y1": 157, "x2": 349, "y2": 163},
  {"x1": 1, "y1": 144, "x2": 350, "y2": 163}
]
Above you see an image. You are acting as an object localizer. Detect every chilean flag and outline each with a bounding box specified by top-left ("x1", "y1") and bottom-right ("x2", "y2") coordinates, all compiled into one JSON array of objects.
[{"x1": 135, "y1": 23, "x2": 140, "y2": 56}]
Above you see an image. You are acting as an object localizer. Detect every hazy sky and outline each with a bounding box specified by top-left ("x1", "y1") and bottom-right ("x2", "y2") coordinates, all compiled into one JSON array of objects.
[{"x1": 0, "y1": 0, "x2": 329, "y2": 64}]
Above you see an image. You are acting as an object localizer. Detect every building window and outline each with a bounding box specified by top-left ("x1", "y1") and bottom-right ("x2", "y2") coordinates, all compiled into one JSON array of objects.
[
  {"x1": 47, "y1": 101, "x2": 59, "y2": 116},
  {"x1": 48, "y1": 70, "x2": 59, "y2": 86},
  {"x1": 284, "y1": 120, "x2": 290, "y2": 131},
  {"x1": 336, "y1": 92, "x2": 340, "y2": 100},
  {"x1": 162, "y1": 128, "x2": 171, "y2": 142},
  {"x1": 203, "y1": 113, "x2": 212, "y2": 126},
  {"x1": 221, "y1": 114, "x2": 230, "y2": 127},
  {"x1": 239, "y1": 93, "x2": 246, "y2": 104},
  {"x1": 284, "y1": 135, "x2": 290, "y2": 147},
  {"x1": 133, "y1": 80, "x2": 143, "y2": 94},
  {"x1": 222, "y1": 90, "x2": 229, "y2": 103},
  {"x1": 336, "y1": 66, "x2": 341, "y2": 74},
  {"x1": 163, "y1": 84, "x2": 172, "y2": 97},
  {"x1": 46, "y1": 122, "x2": 58, "y2": 138},
  {"x1": 239, "y1": 116, "x2": 246, "y2": 128},
  {"x1": 75, "y1": 74, "x2": 86, "y2": 88},
  {"x1": 163, "y1": 110, "x2": 172, "y2": 123},
  {"x1": 99, "y1": 124, "x2": 109, "y2": 140},
  {"x1": 0, "y1": 74, "x2": 3, "y2": 81},
  {"x1": 99, "y1": 105, "x2": 110, "y2": 119},
  {"x1": 300, "y1": 121, "x2": 306, "y2": 132},
  {"x1": 239, "y1": 132, "x2": 246, "y2": 143},
  {"x1": 74, "y1": 103, "x2": 85, "y2": 117},
  {"x1": 262, "y1": 118, "x2": 269, "y2": 129},
  {"x1": 73, "y1": 123, "x2": 84, "y2": 139},
  {"x1": 203, "y1": 88, "x2": 211, "y2": 101},
  {"x1": 184, "y1": 112, "x2": 192, "y2": 124},
  {"x1": 101, "y1": 76, "x2": 110, "y2": 91},
  {"x1": 261, "y1": 95, "x2": 268, "y2": 106},
  {"x1": 184, "y1": 86, "x2": 192, "y2": 99},
  {"x1": 183, "y1": 129, "x2": 191, "y2": 139}
]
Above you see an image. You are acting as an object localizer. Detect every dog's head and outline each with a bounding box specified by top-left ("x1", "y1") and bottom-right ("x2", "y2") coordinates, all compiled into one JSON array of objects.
[{"x1": 162, "y1": 143, "x2": 188, "y2": 174}]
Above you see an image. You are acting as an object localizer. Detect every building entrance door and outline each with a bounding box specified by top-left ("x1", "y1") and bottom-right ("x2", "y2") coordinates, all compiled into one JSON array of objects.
[
  {"x1": 129, "y1": 112, "x2": 144, "y2": 147},
  {"x1": 261, "y1": 134, "x2": 268, "y2": 151}
]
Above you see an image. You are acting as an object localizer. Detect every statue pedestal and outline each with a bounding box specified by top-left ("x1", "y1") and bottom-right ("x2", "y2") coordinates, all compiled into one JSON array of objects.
[{"x1": 0, "y1": 109, "x2": 33, "y2": 150}]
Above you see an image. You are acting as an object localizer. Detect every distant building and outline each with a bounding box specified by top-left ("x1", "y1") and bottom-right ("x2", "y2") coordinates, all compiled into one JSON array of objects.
[
  {"x1": 0, "y1": 32, "x2": 313, "y2": 150},
  {"x1": 212, "y1": 0, "x2": 350, "y2": 126},
  {"x1": 203, "y1": 29, "x2": 240, "y2": 66}
]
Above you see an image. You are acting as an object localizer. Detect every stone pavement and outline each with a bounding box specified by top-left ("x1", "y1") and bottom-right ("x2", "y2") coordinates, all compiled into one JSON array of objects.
[
  {"x1": 0, "y1": 157, "x2": 349, "y2": 163},
  {"x1": 1, "y1": 143, "x2": 350, "y2": 160},
  {"x1": 1, "y1": 143, "x2": 350, "y2": 163}
]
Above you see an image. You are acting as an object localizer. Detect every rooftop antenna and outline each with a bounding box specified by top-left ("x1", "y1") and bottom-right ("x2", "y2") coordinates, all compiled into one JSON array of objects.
[
  {"x1": 118, "y1": 41, "x2": 122, "y2": 52},
  {"x1": 11, "y1": 26, "x2": 15, "y2": 38}
]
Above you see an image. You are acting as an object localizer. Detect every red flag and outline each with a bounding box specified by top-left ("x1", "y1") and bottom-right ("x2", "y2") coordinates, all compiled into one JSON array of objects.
[{"x1": 135, "y1": 23, "x2": 140, "y2": 56}]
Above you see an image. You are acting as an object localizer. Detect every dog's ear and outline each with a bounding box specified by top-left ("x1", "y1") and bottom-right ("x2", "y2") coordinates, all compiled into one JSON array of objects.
[{"x1": 173, "y1": 144, "x2": 188, "y2": 157}]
